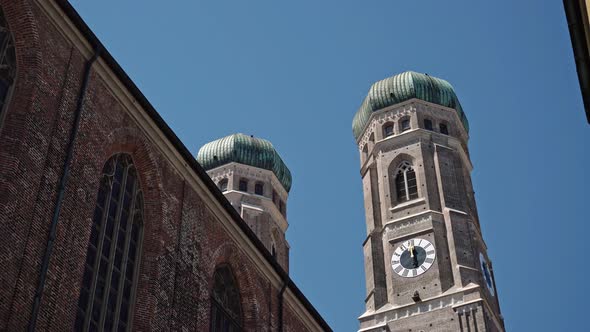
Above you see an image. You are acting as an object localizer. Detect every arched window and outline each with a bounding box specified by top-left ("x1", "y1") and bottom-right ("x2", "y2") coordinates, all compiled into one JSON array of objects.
[
  {"x1": 254, "y1": 182, "x2": 264, "y2": 195},
  {"x1": 383, "y1": 123, "x2": 394, "y2": 138},
  {"x1": 400, "y1": 118, "x2": 411, "y2": 132},
  {"x1": 218, "y1": 178, "x2": 228, "y2": 192},
  {"x1": 210, "y1": 266, "x2": 242, "y2": 332},
  {"x1": 238, "y1": 179, "x2": 248, "y2": 192},
  {"x1": 439, "y1": 123, "x2": 449, "y2": 135},
  {"x1": 0, "y1": 7, "x2": 16, "y2": 123},
  {"x1": 394, "y1": 161, "x2": 418, "y2": 202},
  {"x1": 75, "y1": 154, "x2": 144, "y2": 332}
]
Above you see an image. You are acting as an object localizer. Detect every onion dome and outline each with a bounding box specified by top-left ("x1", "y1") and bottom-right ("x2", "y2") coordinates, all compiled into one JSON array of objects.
[
  {"x1": 197, "y1": 133, "x2": 292, "y2": 192},
  {"x1": 352, "y1": 71, "x2": 469, "y2": 140}
]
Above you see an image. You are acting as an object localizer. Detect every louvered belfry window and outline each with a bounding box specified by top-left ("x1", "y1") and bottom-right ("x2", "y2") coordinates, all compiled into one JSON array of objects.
[
  {"x1": 0, "y1": 7, "x2": 16, "y2": 122},
  {"x1": 395, "y1": 161, "x2": 418, "y2": 202},
  {"x1": 75, "y1": 154, "x2": 144, "y2": 332},
  {"x1": 210, "y1": 266, "x2": 242, "y2": 332}
]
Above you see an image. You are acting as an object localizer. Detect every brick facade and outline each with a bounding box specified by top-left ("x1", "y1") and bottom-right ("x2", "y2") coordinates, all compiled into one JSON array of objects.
[{"x1": 0, "y1": 1, "x2": 330, "y2": 331}]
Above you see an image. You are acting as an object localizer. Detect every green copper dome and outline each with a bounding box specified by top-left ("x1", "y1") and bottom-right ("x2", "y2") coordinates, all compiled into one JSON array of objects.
[
  {"x1": 352, "y1": 71, "x2": 469, "y2": 140},
  {"x1": 197, "y1": 133, "x2": 292, "y2": 192}
]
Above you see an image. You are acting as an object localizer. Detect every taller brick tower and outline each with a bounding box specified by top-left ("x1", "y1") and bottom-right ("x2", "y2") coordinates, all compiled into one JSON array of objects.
[
  {"x1": 197, "y1": 133, "x2": 292, "y2": 271},
  {"x1": 353, "y1": 71, "x2": 504, "y2": 331}
]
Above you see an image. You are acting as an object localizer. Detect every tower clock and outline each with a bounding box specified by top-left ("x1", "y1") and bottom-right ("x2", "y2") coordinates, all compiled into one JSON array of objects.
[{"x1": 353, "y1": 71, "x2": 504, "y2": 332}]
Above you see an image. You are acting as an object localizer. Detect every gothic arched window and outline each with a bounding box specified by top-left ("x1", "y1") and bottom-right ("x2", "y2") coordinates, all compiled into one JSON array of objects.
[
  {"x1": 210, "y1": 266, "x2": 242, "y2": 332},
  {"x1": 75, "y1": 154, "x2": 144, "y2": 332},
  {"x1": 0, "y1": 7, "x2": 16, "y2": 123},
  {"x1": 218, "y1": 178, "x2": 228, "y2": 192},
  {"x1": 395, "y1": 161, "x2": 418, "y2": 202}
]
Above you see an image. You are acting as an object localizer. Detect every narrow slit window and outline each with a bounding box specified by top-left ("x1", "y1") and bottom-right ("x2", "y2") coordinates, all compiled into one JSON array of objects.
[{"x1": 75, "y1": 154, "x2": 143, "y2": 332}]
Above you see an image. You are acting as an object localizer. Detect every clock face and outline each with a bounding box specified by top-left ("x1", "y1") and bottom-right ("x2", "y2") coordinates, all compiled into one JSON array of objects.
[
  {"x1": 391, "y1": 238, "x2": 436, "y2": 278},
  {"x1": 479, "y1": 253, "x2": 495, "y2": 296}
]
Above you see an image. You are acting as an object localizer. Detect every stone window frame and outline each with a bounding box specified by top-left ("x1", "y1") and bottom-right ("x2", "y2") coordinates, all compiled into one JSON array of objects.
[
  {"x1": 210, "y1": 265, "x2": 243, "y2": 332},
  {"x1": 0, "y1": 6, "x2": 17, "y2": 130},
  {"x1": 75, "y1": 153, "x2": 144, "y2": 332},
  {"x1": 394, "y1": 161, "x2": 419, "y2": 203}
]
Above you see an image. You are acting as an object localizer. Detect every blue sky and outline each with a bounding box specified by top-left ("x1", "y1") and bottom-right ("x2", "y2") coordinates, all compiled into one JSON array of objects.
[{"x1": 70, "y1": 1, "x2": 589, "y2": 331}]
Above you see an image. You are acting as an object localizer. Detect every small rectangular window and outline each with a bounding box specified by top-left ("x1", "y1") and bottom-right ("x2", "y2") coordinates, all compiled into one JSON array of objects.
[
  {"x1": 424, "y1": 119, "x2": 433, "y2": 131},
  {"x1": 239, "y1": 179, "x2": 248, "y2": 192},
  {"x1": 255, "y1": 183, "x2": 264, "y2": 195},
  {"x1": 440, "y1": 123, "x2": 449, "y2": 135}
]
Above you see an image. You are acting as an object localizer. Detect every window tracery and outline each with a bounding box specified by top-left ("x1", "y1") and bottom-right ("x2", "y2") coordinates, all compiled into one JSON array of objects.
[
  {"x1": 75, "y1": 154, "x2": 143, "y2": 332},
  {"x1": 395, "y1": 161, "x2": 418, "y2": 202},
  {"x1": 0, "y1": 7, "x2": 16, "y2": 123},
  {"x1": 210, "y1": 265, "x2": 242, "y2": 332}
]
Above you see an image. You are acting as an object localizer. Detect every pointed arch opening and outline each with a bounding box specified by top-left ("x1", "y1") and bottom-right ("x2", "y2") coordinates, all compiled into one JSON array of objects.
[
  {"x1": 394, "y1": 161, "x2": 418, "y2": 202},
  {"x1": 210, "y1": 265, "x2": 242, "y2": 332},
  {"x1": 75, "y1": 153, "x2": 144, "y2": 332}
]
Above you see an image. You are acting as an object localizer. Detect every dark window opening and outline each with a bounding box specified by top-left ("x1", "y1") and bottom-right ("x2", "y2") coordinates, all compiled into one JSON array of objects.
[
  {"x1": 424, "y1": 119, "x2": 433, "y2": 131},
  {"x1": 75, "y1": 154, "x2": 143, "y2": 332},
  {"x1": 210, "y1": 266, "x2": 242, "y2": 332},
  {"x1": 254, "y1": 182, "x2": 264, "y2": 195},
  {"x1": 218, "y1": 179, "x2": 228, "y2": 192},
  {"x1": 0, "y1": 7, "x2": 16, "y2": 124},
  {"x1": 239, "y1": 179, "x2": 248, "y2": 192},
  {"x1": 401, "y1": 119, "x2": 410, "y2": 132},
  {"x1": 383, "y1": 123, "x2": 394, "y2": 138},
  {"x1": 440, "y1": 123, "x2": 449, "y2": 135}
]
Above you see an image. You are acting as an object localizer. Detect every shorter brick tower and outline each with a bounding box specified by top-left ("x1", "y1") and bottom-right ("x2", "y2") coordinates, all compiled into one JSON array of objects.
[{"x1": 197, "y1": 133, "x2": 291, "y2": 271}]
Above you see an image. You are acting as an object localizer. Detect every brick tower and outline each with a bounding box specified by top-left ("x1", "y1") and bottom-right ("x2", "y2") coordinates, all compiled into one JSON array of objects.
[
  {"x1": 197, "y1": 133, "x2": 291, "y2": 271},
  {"x1": 353, "y1": 72, "x2": 504, "y2": 331}
]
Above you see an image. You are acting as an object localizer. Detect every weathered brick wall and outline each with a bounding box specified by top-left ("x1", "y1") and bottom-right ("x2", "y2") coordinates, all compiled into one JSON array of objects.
[{"x1": 0, "y1": 1, "x2": 325, "y2": 331}]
